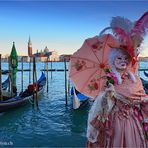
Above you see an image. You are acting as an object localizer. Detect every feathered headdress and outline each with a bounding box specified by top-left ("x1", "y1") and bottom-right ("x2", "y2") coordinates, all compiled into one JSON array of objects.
[{"x1": 99, "y1": 11, "x2": 148, "y2": 65}]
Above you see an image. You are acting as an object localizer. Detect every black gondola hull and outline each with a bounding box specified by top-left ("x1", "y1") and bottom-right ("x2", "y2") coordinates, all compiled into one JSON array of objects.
[{"x1": 0, "y1": 72, "x2": 46, "y2": 113}]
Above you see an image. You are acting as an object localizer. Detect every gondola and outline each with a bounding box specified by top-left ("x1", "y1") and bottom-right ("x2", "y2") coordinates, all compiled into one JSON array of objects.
[
  {"x1": 144, "y1": 71, "x2": 148, "y2": 77},
  {"x1": 141, "y1": 71, "x2": 148, "y2": 94},
  {"x1": 1, "y1": 77, "x2": 13, "y2": 100},
  {"x1": 71, "y1": 86, "x2": 89, "y2": 109},
  {"x1": 2, "y1": 70, "x2": 9, "y2": 75},
  {"x1": 0, "y1": 72, "x2": 46, "y2": 113},
  {"x1": 141, "y1": 77, "x2": 148, "y2": 94},
  {"x1": 2, "y1": 77, "x2": 9, "y2": 90}
]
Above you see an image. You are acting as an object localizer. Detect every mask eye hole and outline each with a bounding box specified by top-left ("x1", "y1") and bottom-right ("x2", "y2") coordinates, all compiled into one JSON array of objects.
[{"x1": 117, "y1": 57, "x2": 122, "y2": 60}]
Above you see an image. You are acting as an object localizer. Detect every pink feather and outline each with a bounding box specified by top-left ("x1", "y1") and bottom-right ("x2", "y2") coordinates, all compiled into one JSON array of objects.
[
  {"x1": 113, "y1": 27, "x2": 133, "y2": 52},
  {"x1": 131, "y1": 11, "x2": 148, "y2": 35}
]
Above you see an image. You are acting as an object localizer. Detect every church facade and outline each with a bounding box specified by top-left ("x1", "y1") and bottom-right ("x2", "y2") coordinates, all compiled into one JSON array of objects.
[{"x1": 28, "y1": 37, "x2": 59, "y2": 62}]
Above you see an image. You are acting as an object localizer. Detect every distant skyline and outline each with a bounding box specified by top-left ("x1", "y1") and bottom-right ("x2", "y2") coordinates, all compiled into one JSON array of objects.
[{"x1": 0, "y1": 1, "x2": 147, "y2": 56}]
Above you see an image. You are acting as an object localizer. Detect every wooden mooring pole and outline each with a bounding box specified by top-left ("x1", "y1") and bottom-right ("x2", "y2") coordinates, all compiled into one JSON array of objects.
[
  {"x1": 21, "y1": 56, "x2": 24, "y2": 92},
  {"x1": 8, "y1": 57, "x2": 11, "y2": 92},
  {"x1": 46, "y1": 57, "x2": 49, "y2": 92},
  {"x1": 44, "y1": 60, "x2": 46, "y2": 73},
  {"x1": 32, "y1": 57, "x2": 35, "y2": 108},
  {"x1": 33, "y1": 57, "x2": 38, "y2": 108},
  {"x1": 0, "y1": 54, "x2": 3, "y2": 101},
  {"x1": 8, "y1": 57, "x2": 13, "y2": 97},
  {"x1": 29, "y1": 57, "x2": 31, "y2": 84},
  {"x1": 51, "y1": 60, "x2": 52, "y2": 79},
  {"x1": 34, "y1": 59, "x2": 38, "y2": 108},
  {"x1": 64, "y1": 59, "x2": 68, "y2": 106},
  {"x1": 68, "y1": 79, "x2": 70, "y2": 98}
]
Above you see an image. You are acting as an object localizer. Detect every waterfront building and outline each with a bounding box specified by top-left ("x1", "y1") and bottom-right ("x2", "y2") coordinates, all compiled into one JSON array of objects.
[
  {"x1": 18, "y1": 56, "x2": 29, "y2": 62},
  {"x1": 59, "y1": 54, "x2": 72, "y2": 62},
  {"x1": 139, "y1": 56, "x2": 148, "y2": 61},
  {"x1": 28, "y1": 36, "x2": 32, "y2": 57},
  {"x1": 27, "y1": 36, "x2": 59, "y2": 62},
  {"x1": 34, "y1": 46, "x2": 59, "y2": 62},
  {"x1": 49, "y1": 50, "x2": 59, "y2": 61}
]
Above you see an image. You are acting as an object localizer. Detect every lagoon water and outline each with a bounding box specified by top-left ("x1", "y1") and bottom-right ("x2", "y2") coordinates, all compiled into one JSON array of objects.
[{"x1": 0, "y1": 62, "x2": 148, "y2": 147}]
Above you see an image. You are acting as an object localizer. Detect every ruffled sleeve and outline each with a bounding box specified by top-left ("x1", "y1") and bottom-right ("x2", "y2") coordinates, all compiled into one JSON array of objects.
[{"x1": 86, "y1": 92, "x2": 114, "y2": 143}]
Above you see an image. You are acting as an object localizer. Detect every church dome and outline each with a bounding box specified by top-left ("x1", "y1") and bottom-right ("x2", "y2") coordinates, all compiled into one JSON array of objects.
[{"x1": 44, "y1": 46, "x2": 49, "y2": 53}]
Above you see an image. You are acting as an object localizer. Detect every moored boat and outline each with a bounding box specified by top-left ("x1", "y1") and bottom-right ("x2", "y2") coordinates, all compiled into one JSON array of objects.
[
  {"x1": 144, "y1": 71, "x2": 148, "y2": 77},
  {"x1": 1, "y1": 77, "x2": 14, "y2": 100},
  {"x1": 141, "y1": 77, "x2": 148, "y2": 94},
  {"x1": 2, "y1": 77, "x2": 9, "y2": 90},
  {"x1": 71, "y1": 86, "x2": 89, "y2": 109},
  {"x1": 0, "y1": 72, "x2": 46, "y2": 113}
]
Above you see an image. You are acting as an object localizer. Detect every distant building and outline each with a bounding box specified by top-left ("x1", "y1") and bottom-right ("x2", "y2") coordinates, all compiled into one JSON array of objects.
[
  {"x1": 18, "y1": 56, "x2": 29, "y2": 62},
  {"x1": 28, "y1": 36, "x2": 33, "y2": 57},
  {"x1": 34, "y1": 46, "x2": 51, "y2": 58},
  {"x1": 40, "y1": 57, "x2": 48, "y2": 62},
  {"x1": 33, "y1": 46, "x2": 59, "y2": 62},
  {"x1": 50, "y1": 51, "x2": 59, "y2": 61},
  {"x1": 1, "y1": 54, "x2": 9, "y2": 62},
  {"x1": 27, "y1": 37, "x2": 59, "y2": 62},
  {"x1": 59, "y1": 54, "x2": 72, "y2": 62},
  {"x1": 139, "y1": 57, "x2": 148, "y2": 61}
]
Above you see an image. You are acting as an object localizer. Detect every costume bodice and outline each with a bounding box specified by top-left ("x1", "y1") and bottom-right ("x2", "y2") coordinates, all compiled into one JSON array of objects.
[{"x1": 114, "y1": 74, "x2": 147, "y2": 101}]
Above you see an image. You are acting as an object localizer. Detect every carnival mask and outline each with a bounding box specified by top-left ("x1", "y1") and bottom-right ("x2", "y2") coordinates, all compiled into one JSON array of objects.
[{"x1": 114, "y1": 54, "x2": 130, "y2": 71}]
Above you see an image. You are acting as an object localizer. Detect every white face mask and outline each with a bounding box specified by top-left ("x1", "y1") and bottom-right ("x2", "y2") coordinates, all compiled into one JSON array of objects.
[{"x1": 114, "y1": 54, "x2": 130, "y2": 71}]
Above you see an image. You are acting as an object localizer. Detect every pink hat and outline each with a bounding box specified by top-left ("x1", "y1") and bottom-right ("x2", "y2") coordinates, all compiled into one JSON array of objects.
[{"x1": 99, "y1": 11, "x2": 148, "y2": 66}]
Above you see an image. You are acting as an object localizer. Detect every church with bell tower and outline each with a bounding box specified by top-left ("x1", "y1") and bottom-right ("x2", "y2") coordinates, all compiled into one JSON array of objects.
[
  {"x1": 28, "y1": 36, "x2": 32, "y2": 57},
  {"x1": 27, "y1": 36, "x2": 59, "y2": 61}
]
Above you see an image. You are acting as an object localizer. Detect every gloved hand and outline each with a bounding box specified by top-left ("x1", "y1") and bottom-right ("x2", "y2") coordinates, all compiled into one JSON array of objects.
[{"x1": 105, "y1": 83, "x2": 115, "y2": 99}]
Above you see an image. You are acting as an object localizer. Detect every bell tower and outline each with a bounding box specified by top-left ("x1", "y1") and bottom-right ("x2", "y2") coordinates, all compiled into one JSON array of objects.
[{"x1": 28, "y1": 36, "x2": 32, "y2": 57}]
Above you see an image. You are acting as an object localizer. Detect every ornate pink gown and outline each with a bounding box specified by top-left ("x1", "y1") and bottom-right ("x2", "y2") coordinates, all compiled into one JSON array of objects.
[{"x1": 87, "y1": 75, "x2": 148, "y2": 148}]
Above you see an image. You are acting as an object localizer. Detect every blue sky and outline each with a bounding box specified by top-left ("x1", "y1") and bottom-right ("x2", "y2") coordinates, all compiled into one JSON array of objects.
[{"x1": 0, "y1": 1, "x2": 147, "y2": 56}]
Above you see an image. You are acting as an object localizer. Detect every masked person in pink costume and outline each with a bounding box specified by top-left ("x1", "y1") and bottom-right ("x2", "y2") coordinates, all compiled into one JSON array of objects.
[{"x1": 87, "y1": 12, "x2": 148, "y2": 148}]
